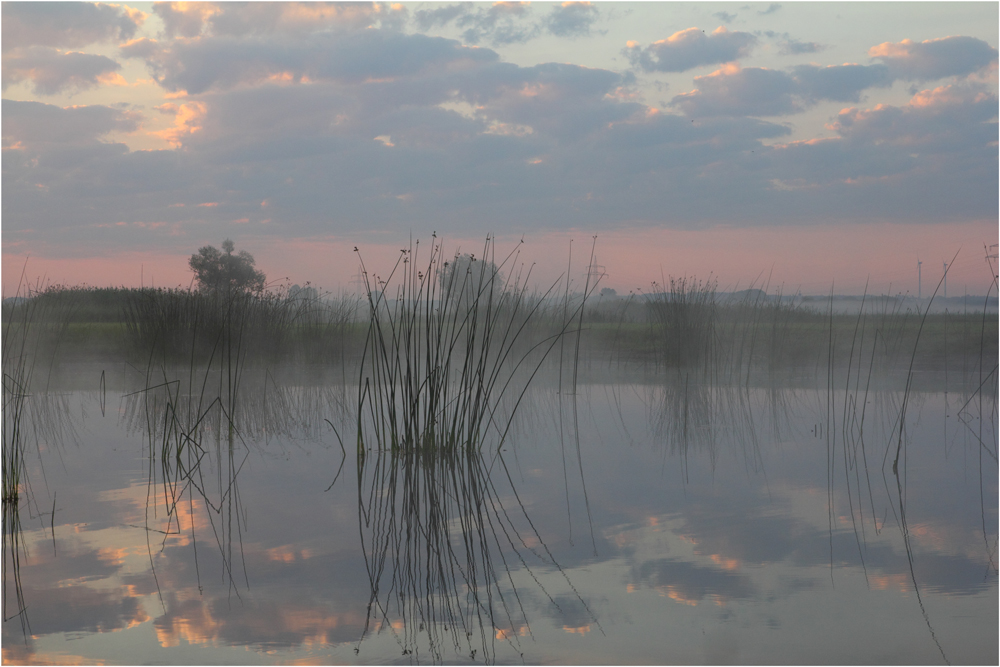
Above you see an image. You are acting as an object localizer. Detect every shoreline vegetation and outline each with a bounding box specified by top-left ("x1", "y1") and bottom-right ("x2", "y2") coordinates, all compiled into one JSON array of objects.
[{"x1": 2, "y1": 280, "x2": 996, "y2": 379}]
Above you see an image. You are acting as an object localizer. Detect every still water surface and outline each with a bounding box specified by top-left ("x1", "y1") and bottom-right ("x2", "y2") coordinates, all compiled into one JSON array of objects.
[{"x1": 3, "y1": 368, "x2": 997, "y2": 665}]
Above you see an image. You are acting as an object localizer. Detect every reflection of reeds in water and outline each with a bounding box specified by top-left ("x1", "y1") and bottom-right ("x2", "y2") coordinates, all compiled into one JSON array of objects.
[
  {"x1": 1, "y1": 277, "x2": 82, "y2": 636},
  {"x1": 357, "y1": 446, "x2": 595, "y2": 662},
  {"x1": 127, "y1": 288, "x2": 260, "y2": 604},
  {"x1": 645, "y1": 378, "x2": 796, "y2": 481},
  {"x1": 828, "y1": 256, "x2": 998, "y2": 665},
  {"x1": 132, "y1": 372, "x2": 251, "y2": 604}
]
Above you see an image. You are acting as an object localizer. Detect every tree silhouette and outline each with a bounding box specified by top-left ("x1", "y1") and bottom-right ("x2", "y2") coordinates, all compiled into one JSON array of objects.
[
  {"x1": 189, "y1": 239, "x2": 266, "y2": 294},
  {"x1": 437, "y1": 253, "x2": 502, "y2": 306}
]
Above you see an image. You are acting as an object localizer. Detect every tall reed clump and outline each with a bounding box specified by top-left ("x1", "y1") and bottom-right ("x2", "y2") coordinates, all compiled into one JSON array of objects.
[
  {"x1": 643, "y1": 275, "x2": 717, "y2": 374},
  {"x1": 2, "y1": 341, "x2": 30, "y2": 510},
  {"x1": 356, "y1": 235, "x2": 566, "y2": 456},
  {"x1": 2, "y1": 274, "x2": 39, "y2": 634}
]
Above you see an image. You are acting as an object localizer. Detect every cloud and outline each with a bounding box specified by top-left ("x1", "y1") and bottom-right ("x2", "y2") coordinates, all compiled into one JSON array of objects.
[
  {"x1": 121, "y1": 31, "x2": 500, "y2": 95},
  {"x1": 2, "y1": 46, "x2": 124, "y2": 95},
  {"x1": 760, "y1": 30, "x2": 824, "y2": 56},
  {"x1": 780, "y1": 39, "x2": 824, "y2": 55},
  {"x1": 758, "y1": 3, "x2": 781, "y2": 15},
  {"x1": 415, "y1": 2, "x2": 540, "y2": 47},
  {"x1": 630, "y1": 558, "x2": 755, "y2": 603},
  {"x1": 673, "y1": 62, "x2": 895, "y2": 117},
  {"x1": 152, "y1": 2, "x2": 390, "y2": 39},
  {"x1": 869, "y1": 35, "x2": 998, "y2": 81},
  {"x1": 414, "y1": 2, "x2": 601, "y2": 46},
  {"x1": 413, "y1": 3, "x2": 469, "y2": 31},
  {"x1": 152, "y1": 1, "x2": 221, "y2": 38},
  {"x1": 672, "y1": 64, "x2": 800, "y2": 117},
  {"x1": 830, "y1": 82, "x2": 998, "y2": 150},
  {"x1": 151, "y1": 102, "x2": 208, "y2": 148},
  {"x1": 4, "y1": 24, "x2": 996, "y2": 256},
  {"x1": 476, "y1": 65, "x2": 639, "y2": 145},
  {"x1": 779, "y1": 39, "x2": 826, "y2": 56},
  {"x1": 791, "y1": 63, "x2": 892, "y2": 102},
  {"x1": 1, "y1": 2, "x2": 145, "y2": 52},
  {"x1": 544, "y1": 2, "x2": 600, "y2": 38},
  {"x1": 2, "y1": 99, "x2": 141, "y2": 146},
  {"x1": 713, "y1": 11, "x2": 736, "y2": 24},
  {"x1": 626, "y1": 27, "x2": 757, "y2": 73}
]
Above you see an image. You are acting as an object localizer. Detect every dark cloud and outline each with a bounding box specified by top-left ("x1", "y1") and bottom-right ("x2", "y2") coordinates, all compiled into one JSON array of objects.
[
  {"x1": 674, "y1": 62, "x2": 895, "y2": 117},
  {"x1": 471, "y1": 62, "x2": 638, "y2": 140},
  {"x1": 673, "y1": 65, "x2": 800, "y2": 117},
  {"x1": 630, "y1": 558, "x2": 755, "y2": 602},
  {"x1": 544, "y1": 2, "x2": 600, "y2": 38},
  {"x1": 760, "y1": 30, "x2": 824, "y2": 56},
  {"x1": 780, "y1": 38, "x2": 824, "y2": 55},
  {"x1": 713, "y1": 11, "x2": 737, "y2": 24},
  {"x1": 870, "y1": 35, "x2": 998, "y2": 81},
  {"x1": 2, "y1": 99, "x2": 140, "y2": 146},
  {"x1": 758, "y1": 3, "x2": 781, "y2": 15},
  {"x1": 16, "y1": 585, "x2": 148, "y2": 636},
  {"x1": 830, "y1": 83, "x2": 998, "y2": 151},
  {"x1": 2, "y1": 46, "x2": 123, "y2": 95},
  {"x1": 121, "y1": 31, "x2": 499, "y2": 94},
  {"x1": 626, "y1": 27, "x2": 757, "y2": 73},
  {"x1": 792, "y1": 63, "x2": 892, "y2": 102},
  {"x1": 0, "y1": 2, "x2": 144, "y2": 52}
]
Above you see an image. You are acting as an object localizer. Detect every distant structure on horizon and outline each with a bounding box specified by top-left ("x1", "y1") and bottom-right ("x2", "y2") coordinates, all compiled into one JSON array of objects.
[{"x1": 917, "y1": 259, "x2": 922, "y2": 300}]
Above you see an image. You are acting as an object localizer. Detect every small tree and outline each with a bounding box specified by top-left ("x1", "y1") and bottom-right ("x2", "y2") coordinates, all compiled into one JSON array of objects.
[
  {"x1": 189, "y1": 239, "x2": 266, "y2": 295},
  {"x1": 437, "y1": 253, "x2": 502, "y2": 306}
]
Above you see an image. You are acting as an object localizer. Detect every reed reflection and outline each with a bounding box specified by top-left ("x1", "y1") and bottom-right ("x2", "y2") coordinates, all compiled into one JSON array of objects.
[
  {"x1": 124, "y1": 365, "x2": 254, "y2": 605},
  {"x1": 356, "y1": 444, "x2": 596, "y2": 663},
  {"x1": 3, "y1": 389, "x2": 82, "y2": 640}
]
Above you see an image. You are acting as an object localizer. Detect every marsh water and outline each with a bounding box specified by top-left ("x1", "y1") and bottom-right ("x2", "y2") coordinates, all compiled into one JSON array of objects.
[{"x1": 2, "y1": 357, "x2": 997, "y2": 666}]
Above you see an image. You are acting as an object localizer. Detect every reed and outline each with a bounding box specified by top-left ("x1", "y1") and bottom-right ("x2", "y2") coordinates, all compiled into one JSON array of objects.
[
  {"x1": 355, "y1": 235, "x2": 574, "y2": 456},
  {"x1": 2, "y1": 269, "x2": 38, "y2": 635},
  {"x1": 642, "y1": 275, "x2": 717, "y2": 377}
]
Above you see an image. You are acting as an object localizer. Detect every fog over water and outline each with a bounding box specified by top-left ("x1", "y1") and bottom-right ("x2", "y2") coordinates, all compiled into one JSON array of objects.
[{"x1": 2, "y1": 2, "x2": 998, "y2": 663}]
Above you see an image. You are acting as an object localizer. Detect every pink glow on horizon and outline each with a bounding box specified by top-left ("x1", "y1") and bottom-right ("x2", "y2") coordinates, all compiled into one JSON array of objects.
[{"x1": 3, "y1": 221, "x2": 996, "y2": 298}]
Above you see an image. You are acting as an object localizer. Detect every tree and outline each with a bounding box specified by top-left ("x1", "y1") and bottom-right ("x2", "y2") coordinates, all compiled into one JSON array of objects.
[
  {"x1": 189, "y1": 239, "x2": 266, "y2": 294},
  {"x1": 437, "y1": 252, "x2": 502, "y2": 305}
]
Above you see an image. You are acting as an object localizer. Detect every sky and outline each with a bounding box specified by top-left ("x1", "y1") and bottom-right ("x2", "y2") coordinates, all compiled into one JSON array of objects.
[{"x1": 2, "y1": 1, "x2": 998, "y2": 296}]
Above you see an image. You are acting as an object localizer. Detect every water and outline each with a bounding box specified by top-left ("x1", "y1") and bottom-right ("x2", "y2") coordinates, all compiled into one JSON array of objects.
[{"x1": 3, "y1": 368, "x2": 997, "y2": 665}]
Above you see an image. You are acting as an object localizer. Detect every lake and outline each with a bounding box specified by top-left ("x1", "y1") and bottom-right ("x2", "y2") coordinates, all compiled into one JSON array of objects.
[{"x1": 3, "y1": 359, "x2": 996, "y2": 665}]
